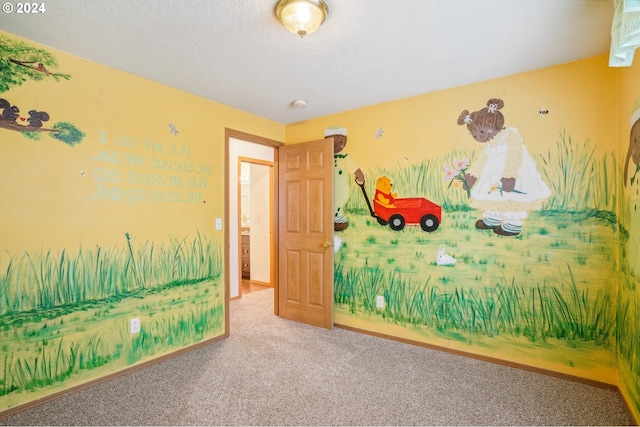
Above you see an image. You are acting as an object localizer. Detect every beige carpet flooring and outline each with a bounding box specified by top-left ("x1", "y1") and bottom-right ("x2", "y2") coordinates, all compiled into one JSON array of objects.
[{"x1": 0, "y1": 287, "x2": 633, "y2": 426}]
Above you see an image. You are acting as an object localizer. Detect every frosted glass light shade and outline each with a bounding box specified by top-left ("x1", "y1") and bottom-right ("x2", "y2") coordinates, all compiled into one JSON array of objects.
[{"x1": 275, "y1": 0, "x2": 329, "y2": 38}]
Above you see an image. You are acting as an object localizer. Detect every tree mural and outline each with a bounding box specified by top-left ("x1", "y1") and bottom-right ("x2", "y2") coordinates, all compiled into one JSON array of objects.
[
  {"x1": 0, "y1": 36, "x2": 69, "y2": 91},
  {"x1": 0, "y1": 35, "x2": 84, "y2": 145}
]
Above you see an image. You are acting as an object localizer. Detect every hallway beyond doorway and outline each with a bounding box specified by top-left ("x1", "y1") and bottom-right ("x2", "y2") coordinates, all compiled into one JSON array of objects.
[{"x1": 241, "y1": 279, "x2": 270, "y2": 295}]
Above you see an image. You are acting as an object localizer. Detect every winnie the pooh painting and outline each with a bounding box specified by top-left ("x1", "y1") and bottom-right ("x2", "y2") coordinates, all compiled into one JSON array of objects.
[{"x1": 374, "y1": 175, "x2": 397, "y2": 208}]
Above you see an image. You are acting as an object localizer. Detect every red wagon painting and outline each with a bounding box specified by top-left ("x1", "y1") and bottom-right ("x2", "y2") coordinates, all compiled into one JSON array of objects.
[{"x1": 356, "y1": 178, "x2": 441, "y2": 232}]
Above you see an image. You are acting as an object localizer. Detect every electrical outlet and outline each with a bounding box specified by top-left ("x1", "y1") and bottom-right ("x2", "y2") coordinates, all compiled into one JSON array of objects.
[
  {"x1": 130, "y1": 317, "x2": 141, "y2": 334},
  {"x1": 376, "y1": 295, "x2": 385, "y2": 308}
]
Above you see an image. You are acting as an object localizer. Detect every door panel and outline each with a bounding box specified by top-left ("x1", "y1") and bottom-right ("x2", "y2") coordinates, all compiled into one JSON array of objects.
[
  {"x1": 285, "y1": 250, "x2": 301, "y2": 301},
  {"x1": 278, "y1": 138, "x2": 334, "y2": 329}
]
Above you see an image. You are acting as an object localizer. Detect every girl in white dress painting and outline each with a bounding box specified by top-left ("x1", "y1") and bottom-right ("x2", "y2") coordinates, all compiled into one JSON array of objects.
[{"x1": 457, "y1": 98, "x2": 551, "y2": 236}]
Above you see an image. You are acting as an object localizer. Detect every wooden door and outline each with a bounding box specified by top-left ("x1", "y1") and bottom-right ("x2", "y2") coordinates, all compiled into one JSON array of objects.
[{"x1": 278, "y1": 138, "x2": 334, "y2": 329}]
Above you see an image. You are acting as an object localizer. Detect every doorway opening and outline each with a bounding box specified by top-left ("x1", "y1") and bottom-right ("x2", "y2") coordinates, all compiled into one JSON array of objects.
[
  {"x1": 224, "y1": 129, "x2": 282, "y2": 335},
  {"x1": 225, "y1": 129, "x2": 335, "y2": 333},
  {"x1": 238, "y1": 159, "x2": 274, "y2": 297}
]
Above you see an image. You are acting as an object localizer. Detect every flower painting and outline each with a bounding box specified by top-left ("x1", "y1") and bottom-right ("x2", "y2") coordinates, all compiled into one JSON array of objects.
[{"x1": 444, "y1": 158, "x2": 472, "y2": 198}]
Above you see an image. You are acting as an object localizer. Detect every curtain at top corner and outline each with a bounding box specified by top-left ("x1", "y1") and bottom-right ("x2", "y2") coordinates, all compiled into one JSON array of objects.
[{"x1": 610, "y1": 0, "x2": 640, "y2": 66}]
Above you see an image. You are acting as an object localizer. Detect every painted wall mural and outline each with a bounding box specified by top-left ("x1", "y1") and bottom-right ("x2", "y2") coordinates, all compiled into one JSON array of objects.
[
  {"x1": 618, "y1": 98, "x2": 640, "y2": 420},
  {"x1": 455, "y1": 98, "x2": 551, "y2": 237},
  {"x1": 91, "y1": 130, "x2": 213, "y2": 206},
  {"x1": 624, "y1": 103, "x2": 640, "y2": 281},
  {"x1": 0, "y1": 33, "x2": 226, "y2": 411},
  {"x1": 356, "y1": 174, "x2": 442, "y2": 233},
  {"x1": 328, "y1": 126, "x2": 364, "y2": 232},
  {"x1": 330, "y1": 93, "x2": 621, "y2": 385},
  {"x1": 2, "y1": 29, "x2": 638, "y2": 420},
  {"x1": 0, "y1": 37, "x2": 84, "y2": 145}
]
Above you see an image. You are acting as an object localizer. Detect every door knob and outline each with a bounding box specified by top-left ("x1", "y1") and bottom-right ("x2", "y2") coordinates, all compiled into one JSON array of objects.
[{"x1": 322, "y1": 241, "x2": 333, "y2": 248}]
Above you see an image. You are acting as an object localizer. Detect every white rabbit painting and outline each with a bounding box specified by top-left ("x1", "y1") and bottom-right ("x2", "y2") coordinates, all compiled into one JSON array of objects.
[
  {"x1": 436, "y1": 248, "x2": 456, "y2": 266},
  {"x1": 333, "y1": 234, "x2": 343, "y2": 253}
]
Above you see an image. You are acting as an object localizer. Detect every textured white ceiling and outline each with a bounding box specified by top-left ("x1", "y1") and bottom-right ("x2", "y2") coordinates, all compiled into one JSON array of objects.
[{"x1": 0, "y1": 0, "x2": 614, "y2": 124}]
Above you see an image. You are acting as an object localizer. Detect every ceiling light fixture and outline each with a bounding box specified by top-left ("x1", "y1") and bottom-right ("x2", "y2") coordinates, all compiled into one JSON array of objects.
[{"x1": 275, "y1": 0, "x2": 329, "y2": 38}]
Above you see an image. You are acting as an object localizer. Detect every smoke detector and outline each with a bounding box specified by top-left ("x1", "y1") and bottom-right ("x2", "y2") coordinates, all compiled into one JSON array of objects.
[{"x1": 291, "y1": 99, "x2": 308, "y2": 108}]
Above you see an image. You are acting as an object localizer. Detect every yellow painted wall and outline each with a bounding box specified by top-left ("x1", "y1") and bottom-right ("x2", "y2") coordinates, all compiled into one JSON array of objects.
[
  {"x1": 286, "y1": 55, "x2": 617, "y2": 164},
  {"x1": 0, "y1": 31, "x2": 283, "y2": 412},
  {"x1": 2, "y1": 27, "x2": 639, "y2": 420},
  {"x1": 617, "y1": 56, "x2": 640, "y2": 422},
  {"x1": 0, "y1": 32, "x2": 283, "y2": 254},
  {"x1": 286, "y1": 53, "x2": 621, "y2": 386}
]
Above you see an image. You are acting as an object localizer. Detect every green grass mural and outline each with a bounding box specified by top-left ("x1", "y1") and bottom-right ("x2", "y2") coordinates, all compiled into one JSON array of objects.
[
  {"x1": 335, "y1": 261, "x2": 614, "y2": 344},
  {"x1": 0, "y1": 231, "x2": 221, "y2": 314},
  {"x1": 336, "y1": 130, "x2": 622, "y2": 377},
  {"x1": 346, "y1": 130, "x2": 618, "y2": 215},
  {"x1": 618, "y1": 280, "x2": 640, "y2": 409},
  {"x1": 0, "y1": 232, "x2": 223, "y2": 408}
]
